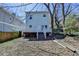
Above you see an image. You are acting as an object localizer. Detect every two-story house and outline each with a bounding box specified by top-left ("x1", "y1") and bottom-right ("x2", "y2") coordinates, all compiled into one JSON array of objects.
[{"x1": 23, "y1": 11, "x2": 52, "y2": 39}]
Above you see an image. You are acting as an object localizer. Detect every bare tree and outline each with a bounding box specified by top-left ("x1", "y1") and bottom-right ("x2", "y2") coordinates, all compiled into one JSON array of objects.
[
  {"x1": 44, "y1": 3, "x2": 57, "y2": 33},
  {"x1": 44, "y1": 3, "x2": 78, "y2": 33},
  {"x1": 3, "y1": 3, "x2": 79, "y2": 33},
  {"x1": 61, "y1": 3, "x2": 65, "y2": 29}
]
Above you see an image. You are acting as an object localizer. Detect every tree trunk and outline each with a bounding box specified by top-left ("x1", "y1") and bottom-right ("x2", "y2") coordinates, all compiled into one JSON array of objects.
[
  {"x1": 50, "y1": 15, "x2": 54, "y2": 32},
  {"x1": 62, "y1": 3, "x2": 65, "y2": 31}
]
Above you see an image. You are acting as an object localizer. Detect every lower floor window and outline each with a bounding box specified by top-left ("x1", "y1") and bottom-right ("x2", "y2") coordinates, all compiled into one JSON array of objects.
[{"x1": 29, "y1": 25, "x2": 32, "y2": 28}]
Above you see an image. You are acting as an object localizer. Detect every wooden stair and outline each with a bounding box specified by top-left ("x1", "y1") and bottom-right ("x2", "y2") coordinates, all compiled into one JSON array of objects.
[{"x1": 53, "y1": 40, "x2": 79, "y2": 55}]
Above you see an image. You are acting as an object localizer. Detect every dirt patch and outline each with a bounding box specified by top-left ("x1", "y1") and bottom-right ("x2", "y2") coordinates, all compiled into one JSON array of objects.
[{"x1": 0, "y1": 37, "x2": 77, "y2": 56}]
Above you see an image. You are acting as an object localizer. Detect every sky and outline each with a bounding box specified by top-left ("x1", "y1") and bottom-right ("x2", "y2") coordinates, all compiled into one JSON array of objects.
[
  {"x1": 1, "y1": 3, "x2": 79, "y2": 22},
  {"x1": 1, "y1": 3, "x2": 47, "y2": 20}
]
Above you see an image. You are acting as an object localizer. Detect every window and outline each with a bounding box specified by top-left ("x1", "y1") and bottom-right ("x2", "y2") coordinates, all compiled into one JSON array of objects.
[
  {"x1": 41, "y1": 25, "x2": 47, "y2": 30},
  {"x1": 10, "y1": 18, "x2": 11, "y2": 20},
  {"x1": 41, "y1": 25, "x2": 44, "y2": 30},
  {"x1": 29, "y1": 15, "x2": 32, "y2": 19},
  {"x1": 29, "y1": 25, "x2": 32, "y2": 28},
  {"x1": 45, "y1": 25, "x2": 47, "y2": 29},
  {"x1": 43, "y1": 14, "x2": 46, "y2": 17}
]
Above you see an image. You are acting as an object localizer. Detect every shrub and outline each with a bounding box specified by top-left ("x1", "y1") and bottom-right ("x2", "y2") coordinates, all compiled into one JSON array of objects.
[{"x1": 64, "y1": 14, "x2": 79, "y2": 35}]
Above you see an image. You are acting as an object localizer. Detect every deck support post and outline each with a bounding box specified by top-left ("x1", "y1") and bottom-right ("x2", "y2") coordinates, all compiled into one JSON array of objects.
[
  {"x1": 44, "y1": 32, "x2": 46, "y2": 39},
  {"x1": 37, "y1": 32, "x2": 38, "y2": 39}
]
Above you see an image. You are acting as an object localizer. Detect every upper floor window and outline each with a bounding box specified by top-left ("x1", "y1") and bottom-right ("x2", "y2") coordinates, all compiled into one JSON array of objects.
[
  {"x1": 29, "y1": 15, "x2": 32, "y2": 20},
  {"x1": 43, "y1": 14, "x2": 46, "y2": 17}
]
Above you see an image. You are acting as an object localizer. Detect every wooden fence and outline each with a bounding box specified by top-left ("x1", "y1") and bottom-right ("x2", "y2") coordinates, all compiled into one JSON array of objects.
[{"x1": 0, "y1": 32, "x2": 20, "y2": 42}]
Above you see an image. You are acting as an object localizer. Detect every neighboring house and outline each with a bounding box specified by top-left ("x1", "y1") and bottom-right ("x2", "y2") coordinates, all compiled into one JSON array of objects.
[
  {"x1": 0, "y1": 7, "x2": 26, "y2": 32},
  {"x1": 23, "y1": 11, "x2": 52, "y2": 39}
]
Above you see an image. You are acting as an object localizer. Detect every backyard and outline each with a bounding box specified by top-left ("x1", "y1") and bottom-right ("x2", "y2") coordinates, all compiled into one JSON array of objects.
[
  {"x1": 0, "y1": 36, "x2": 79, "y2": 56},
  {"x1": 0, "y1": 3, "x2": 79, "y2": 56}
]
